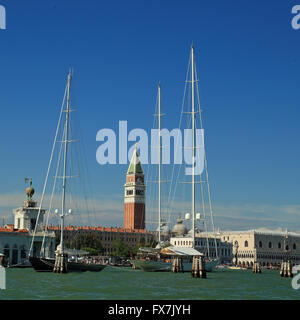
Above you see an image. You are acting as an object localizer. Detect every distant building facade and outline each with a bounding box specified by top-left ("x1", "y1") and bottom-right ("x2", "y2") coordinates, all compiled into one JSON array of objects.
[
  {"x1": 49, "y1": 225, "x2": 153, "y2": 255},
  {"x1": 170, "y1": 235, "x2": 233, "y2": 263},
  {"x1": 219, "y1": 229, "x2": 300, "y2": 267},
  {"x1": 0, "y1": 184, "x2": 55, "y2": 266},
  {"x1": 166, "y1": 218, "x2": 233, "y2": 263}
]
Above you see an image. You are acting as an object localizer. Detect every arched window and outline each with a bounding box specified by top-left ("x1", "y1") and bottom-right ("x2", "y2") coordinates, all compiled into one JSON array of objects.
[
  {"x1": 268, "y1": 242, "x2": 272, "y2": 249},
  {"x1": 244, "y1": 241, "x2": 248, "y2": 248},
  {"x1": 293, "y1": 243, "x2": 296, "y2": 250},
  {"x1": 259, "y1": 241, "x2": 262, "y2": 248},
  {"x1": 286, "y1": 245, "x2": 289, "y2": 251},
  {"x1": 278, "y1": 242, "x2": 281, "y2": 249}
]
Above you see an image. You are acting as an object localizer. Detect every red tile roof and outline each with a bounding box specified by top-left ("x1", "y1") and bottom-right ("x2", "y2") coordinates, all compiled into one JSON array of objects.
[
  {"x1": 0, "y1": 224, "x2": 28, "y2": 234},
  {"x1": 46, "y1": 224, "x2": 147, "y2": 234}
]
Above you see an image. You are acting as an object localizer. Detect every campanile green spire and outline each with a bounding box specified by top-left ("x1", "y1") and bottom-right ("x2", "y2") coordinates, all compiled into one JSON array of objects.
[{"x1": 127, "y1": 145, "x2": 144, "y2": 175}]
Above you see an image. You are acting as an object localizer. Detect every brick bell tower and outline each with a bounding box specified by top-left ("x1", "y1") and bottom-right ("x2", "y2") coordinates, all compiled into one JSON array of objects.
[{"x1": 124, "y1": 145, "x2": 146, "y2": 230}]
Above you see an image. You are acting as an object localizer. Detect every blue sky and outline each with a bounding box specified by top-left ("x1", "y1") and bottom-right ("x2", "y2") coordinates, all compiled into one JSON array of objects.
[{"x1": 0, "y1": 0, "x2": 300, "y2": 231}]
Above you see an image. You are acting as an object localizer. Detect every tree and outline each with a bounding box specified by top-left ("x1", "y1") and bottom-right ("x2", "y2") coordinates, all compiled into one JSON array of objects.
[
  {"x1": 132, "y1": 237, "x2": 147, "y2": 255},
  {"x1": 65, "y1": 233, "x2": 103, "y2": 255},
  {"x1": 139, "y1": 237, "x2": 145, "y2": 246},
  {"x1": 112, "y1": 239, "x2": 130, "y2": 257}
]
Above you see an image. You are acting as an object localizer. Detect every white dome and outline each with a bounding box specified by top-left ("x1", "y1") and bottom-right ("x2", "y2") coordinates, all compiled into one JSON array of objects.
[{"x1": 172, "y1": 218, "x2": 188, "y2": 236}]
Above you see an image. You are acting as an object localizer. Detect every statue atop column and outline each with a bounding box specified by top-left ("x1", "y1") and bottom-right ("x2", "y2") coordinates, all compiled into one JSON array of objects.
[{"x1": 24, "y1": 178, "x2": 36, "y2": 207}]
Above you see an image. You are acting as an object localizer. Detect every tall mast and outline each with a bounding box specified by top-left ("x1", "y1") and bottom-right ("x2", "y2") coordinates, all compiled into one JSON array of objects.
[
  {"x1": 158, "y1": 83, "x2": 161, "y2": 245},
  {"x1": 60, "y1": 72, "x2": 72, "y2": 254},
  {"x1": 191, "y1": 44, "x2": 196, "y2": 247}
]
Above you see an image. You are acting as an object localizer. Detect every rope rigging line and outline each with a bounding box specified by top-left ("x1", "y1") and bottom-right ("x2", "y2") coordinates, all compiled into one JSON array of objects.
[
  {"x1": 195, "y1": 62, "x2": 219, "y2": 259},
  {"x1": 166, "y1": 53, "x2": 191, "y2": 228},
  {"x1": 145, "y1": 89, "x2": 159, "y2": 229},
  {"x1": 28, "y1": 82, "x2": 68, "y2": 258},
  {"x1": 41, "y1": 123, "x2": 65, "y2": 253}
]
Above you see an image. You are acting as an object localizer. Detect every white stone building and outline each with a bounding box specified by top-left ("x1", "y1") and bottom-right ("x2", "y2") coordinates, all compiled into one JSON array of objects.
[
  {"x1": 0, "y1": 185, "x2": 55, "y2": 266},
  {"x1": 218, "y1": 229, "x2": 300, "y2": 268},
  {"x1": 169, "y1": 218, "x2": 233, "y2": 263}
]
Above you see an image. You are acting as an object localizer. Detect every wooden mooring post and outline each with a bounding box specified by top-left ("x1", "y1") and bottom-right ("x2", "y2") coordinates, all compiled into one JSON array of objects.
[
  {"x1": 252, "y1": 261, "x2": 261, "y2": 274},
  {"x1": 280, "y1": 260, "x2": 293, "y2": 278},
  {"x1": 172, "y1": 257, "x2": 184, "y2": 273},
  {"x1": 53, "y1": 252, "x2": 68, "y2": 273},
  {"x1": 191, "y1": 256, "x2": 206, "y2": 278}
]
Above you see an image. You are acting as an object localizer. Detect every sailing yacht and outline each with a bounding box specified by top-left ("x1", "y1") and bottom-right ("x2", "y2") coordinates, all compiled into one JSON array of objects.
[
  {"x1": 29, "y1": 72, "x2": 106, "y2": 273},
  {"x1": 134, "y1": 45, "x2": 220, "y2": 272}
]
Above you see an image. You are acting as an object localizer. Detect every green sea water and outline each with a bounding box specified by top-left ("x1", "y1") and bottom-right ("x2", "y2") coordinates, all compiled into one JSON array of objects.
[{"x1": 0, "y1": 267, "x2": 299, "y2": 300}]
